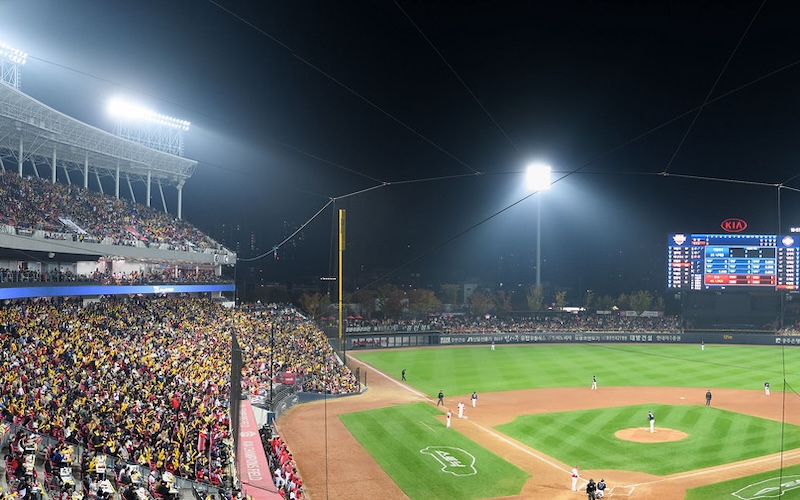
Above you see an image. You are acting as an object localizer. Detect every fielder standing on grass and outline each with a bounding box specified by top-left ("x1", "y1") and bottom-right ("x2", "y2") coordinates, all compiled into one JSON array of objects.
[
  {"x1": 648, "y1": 411, "x2": 655, "y2": 433},
  {"x1": 446, "y1": 409, "x2": 452, "y2": 428},
  {"x1": 591, "y1": 375, "x2": 597, "y2": 390}
]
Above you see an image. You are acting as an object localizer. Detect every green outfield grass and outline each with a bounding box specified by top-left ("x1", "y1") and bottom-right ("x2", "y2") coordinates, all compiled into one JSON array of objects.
[
  {"x1": 685, "y1": 463, "x2": 800, "y2": 499},
  {"x1": 345, "y1": 344, "x2": 800, "y2": 498},
  {"x1": 352, "y1": 343, "x2": 800, "y2": 397},
  {"x1": 496, "y1": 403, "x2": 800, "y2": 475},
  {"x1": 339, "y1": 402, "x2": 529, "y2": 500}
]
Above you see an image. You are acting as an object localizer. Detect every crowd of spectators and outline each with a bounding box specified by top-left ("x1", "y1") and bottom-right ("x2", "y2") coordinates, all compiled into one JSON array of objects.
[
  {"x1": 0, "y1": 296, "x2": 360, "y2": 500},
  {"x1": 343, "y1": 313, "x2": 683, "y2": 334},
  {"x1": 238, "y1": 304, "x2": 360, "y2": 397},
  {"x1": 92, "y1": 269, "x2": 224, "y2": 286},
  {"x1": 778, "y1": 322, "x2": 800, "y2": 335},
  {"x1": 0, "y1": 268, "x2": 226, "y2": 286},
  {"x1": 260, "y1": 427, "x2": 302, "y2": 500},
  {"x1": 0, "y1": 170, "x2": 224, "y2": 251}
]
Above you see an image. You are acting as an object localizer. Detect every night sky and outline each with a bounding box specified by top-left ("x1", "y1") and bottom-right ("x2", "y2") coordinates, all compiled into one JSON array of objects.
[{"x1": 1, "y1": 1, "x2": 799, "y2": 298}]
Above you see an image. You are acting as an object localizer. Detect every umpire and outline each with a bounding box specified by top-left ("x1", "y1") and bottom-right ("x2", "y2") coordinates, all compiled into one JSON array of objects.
[{"x1": 586, "y1": 478, "x2": 597, "y2": 500}]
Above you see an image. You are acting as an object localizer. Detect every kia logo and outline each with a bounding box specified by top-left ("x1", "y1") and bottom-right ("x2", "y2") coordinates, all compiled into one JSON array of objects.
[{"x1": 721, "y1": 218, "x2": 747, "y2": 233}]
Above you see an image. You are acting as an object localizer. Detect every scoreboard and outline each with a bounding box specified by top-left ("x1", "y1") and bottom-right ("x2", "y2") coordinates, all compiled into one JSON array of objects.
[{"x1": 667, "y1": 233, "x2": 800, "y2": 290}]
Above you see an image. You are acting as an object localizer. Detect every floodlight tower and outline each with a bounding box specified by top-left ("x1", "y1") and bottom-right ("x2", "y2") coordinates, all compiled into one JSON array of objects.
[
  {"x1": 526, "y1": 163, "x2": 551, "y2": 287},
  {"x1": 0, "y1": 42, "x2": 28, "y2": 89},
  {"x1": 107, "y1": 97, "x2": 191, "y2": 157}
]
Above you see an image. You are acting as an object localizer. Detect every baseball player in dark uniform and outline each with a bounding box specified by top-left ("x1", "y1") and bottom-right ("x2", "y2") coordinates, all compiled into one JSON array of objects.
[
  {"x1": 596, "y1": 478, "x2": 606, "y2": 498},
  {"x1": 437, "y1": 390, "x2": 444, "y2": 406},
  {"x1": 705, "y1": 389, "x2": 712, "y2": 406}
]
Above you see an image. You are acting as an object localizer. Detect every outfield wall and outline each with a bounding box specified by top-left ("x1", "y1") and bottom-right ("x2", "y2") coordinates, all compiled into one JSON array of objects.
[{"x1": 343, "y1": 331, "x2": 800, "y2": 349}]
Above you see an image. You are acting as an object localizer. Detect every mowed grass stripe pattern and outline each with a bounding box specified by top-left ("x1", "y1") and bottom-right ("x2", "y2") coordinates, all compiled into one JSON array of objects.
[
  {"x1": 353, "y1": 344, "x2": 800, "y2": 397},
  {"x1": 496, "y1": 404, "x2": 800, "y2": 475},
  {"x1": 340, "y1": 402, "x2": 529, "y2": 500},
  {"x1": 685, "y1": 463, "x2": 800, "y2": 499}
]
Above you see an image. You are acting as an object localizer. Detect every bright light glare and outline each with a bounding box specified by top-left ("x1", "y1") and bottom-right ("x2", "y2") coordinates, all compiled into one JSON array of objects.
[
  {"x1": 526, "y1": 163, "x2": 551, "y2": 192},
  {"x1": 107, "y1": 97, "x2": 190, "y2": 131},
  {"x1": 0, "y1": 42, "x2": 28, "y2": 65}
]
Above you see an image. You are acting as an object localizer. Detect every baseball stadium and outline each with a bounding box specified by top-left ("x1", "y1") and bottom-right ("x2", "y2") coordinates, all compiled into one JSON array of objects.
[{"x1": 2, "y1": 18, "x2": 800, "y2": 500}]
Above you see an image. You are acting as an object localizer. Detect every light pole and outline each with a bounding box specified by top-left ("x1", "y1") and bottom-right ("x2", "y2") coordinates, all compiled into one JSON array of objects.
[{"x1": 526, "y1": 163, "x2": 551, "y2": 287}]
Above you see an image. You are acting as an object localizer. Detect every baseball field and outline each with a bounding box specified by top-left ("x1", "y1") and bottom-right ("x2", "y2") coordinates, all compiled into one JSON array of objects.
[{"x1": 277, "y1": 343, "x2": 800, "y2": 499}]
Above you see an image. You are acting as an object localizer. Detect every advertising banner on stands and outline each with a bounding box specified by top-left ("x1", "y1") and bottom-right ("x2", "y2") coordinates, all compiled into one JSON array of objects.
[{"x1": 237, "y1": 400, "x2": 282, "y2": 500}]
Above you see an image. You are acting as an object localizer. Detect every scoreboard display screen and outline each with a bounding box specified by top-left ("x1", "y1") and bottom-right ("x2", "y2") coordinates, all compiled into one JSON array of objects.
[{"x1": 667, "y1": 234, "x2": 800, "y2": 290}]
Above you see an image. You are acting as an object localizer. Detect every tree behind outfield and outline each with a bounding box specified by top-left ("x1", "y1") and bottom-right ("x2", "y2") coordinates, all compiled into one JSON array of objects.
[
  {"x1": 527, "y1": 285, "x2": 544, "y2": 311},
  {"x1": 298, "y1": 292, "x2": 330, "y2": 318},
  {"x1": 554, "y1": 291, "x2": 567, "y2": 310},
  {"x1": 439, "y1": 284, "x2": 461, "y2": 306},
  {"x1": 409, "y1": 289, "x2": 441, "y2": 318},
  {"x1": 629, "y1": 290, "x2": 654, "y2": 315},
  {"x1": 377, "y1": 284, "x2": 406, "y2": 319},
  {"x1": 469, "y1": 290, "x2": 495, "y2": 316},
  {"x1": 352, "y1": 288, "x2": 378, "y2": 319}
]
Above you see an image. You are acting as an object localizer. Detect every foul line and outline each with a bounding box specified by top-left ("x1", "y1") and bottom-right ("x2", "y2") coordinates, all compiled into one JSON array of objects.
[
  {"x1": 420, "y1": 421, "x2": 437, "y2": 433},
  {"x1": 357, "y1": 358, "x2": 570, "y2": 477},
  {"x1": 629, "y1": 448, "x2": 800, "y2": 488},
  {"x1": 353, "y1": 358, "x2": 441, "y2": 402},
  {"x1": 469, "y1": 420, "x2": 570, "y2": 474}
]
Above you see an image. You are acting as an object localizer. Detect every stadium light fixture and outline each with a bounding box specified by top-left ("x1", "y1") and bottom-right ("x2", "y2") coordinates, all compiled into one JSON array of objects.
[
  {"x1": 525, "y1": 163, "x2": 551, "y2": 192},
  {"x1": 526, "y1": 163, "x2": 552, "y2": 287},
  {"x1": 0, "y1": 42, "x2": 27, "y2": 65},
  {"x1": 107, "y1": 97, "x2": 190, "y2": 131}
]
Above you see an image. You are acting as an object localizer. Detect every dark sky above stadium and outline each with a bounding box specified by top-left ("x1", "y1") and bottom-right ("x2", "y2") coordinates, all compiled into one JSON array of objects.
[{"x1": 1, "y1": 1, "x2": 799, "y2": 298}]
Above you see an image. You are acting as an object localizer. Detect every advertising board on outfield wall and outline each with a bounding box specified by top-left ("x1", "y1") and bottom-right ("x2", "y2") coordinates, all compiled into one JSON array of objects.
[{"x1": 345, "y1": 331, "x2": 800, "y2": 349}]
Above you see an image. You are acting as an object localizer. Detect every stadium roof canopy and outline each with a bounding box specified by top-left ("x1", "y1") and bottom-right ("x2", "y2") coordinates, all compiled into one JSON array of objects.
[{"x1": 0, "y1": 82, "x2": 197, "y2": 214}]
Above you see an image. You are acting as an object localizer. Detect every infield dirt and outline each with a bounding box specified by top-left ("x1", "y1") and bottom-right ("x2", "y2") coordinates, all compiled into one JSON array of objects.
[{"x1": 277, "y1": 356, "x2": 800, "y2": 500}]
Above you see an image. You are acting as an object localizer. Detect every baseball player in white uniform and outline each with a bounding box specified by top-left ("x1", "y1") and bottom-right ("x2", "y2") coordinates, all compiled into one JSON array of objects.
[
  {"x1": 591, "y1": 375, "x2": 597, "y2": 390},
  {"x1": 571, "y1": 466, "x2": 579, "y2": 491},
  {"x1": 471, "y1": 391, "x2": 477, "y2": 408},
  {"x1": 765, "y1": 381, "x2": 770, "y2": 396},
  {"x1": 457, "y1": 402, "x2": 465, "y2": 419},
  {"x1": 446, "y1": 410, "x2": 452, "y2": 428},
  {"x1": 648, "y1": 411, "x2": 655, "y2": 433}
]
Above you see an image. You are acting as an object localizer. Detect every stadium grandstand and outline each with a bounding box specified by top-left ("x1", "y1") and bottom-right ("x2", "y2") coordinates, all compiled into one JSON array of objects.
[
  {"x1": 0, "y1": 81, "x2": 236, "y2": 289},
  {"x1": 0, "y1": 56, "x2": 350, "y2": 500}
]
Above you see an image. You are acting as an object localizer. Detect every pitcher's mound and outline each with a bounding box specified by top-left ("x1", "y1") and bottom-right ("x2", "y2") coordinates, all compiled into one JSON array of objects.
[{"x1": 615, "y1": 427, "x2": 688, "y2": 443}]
